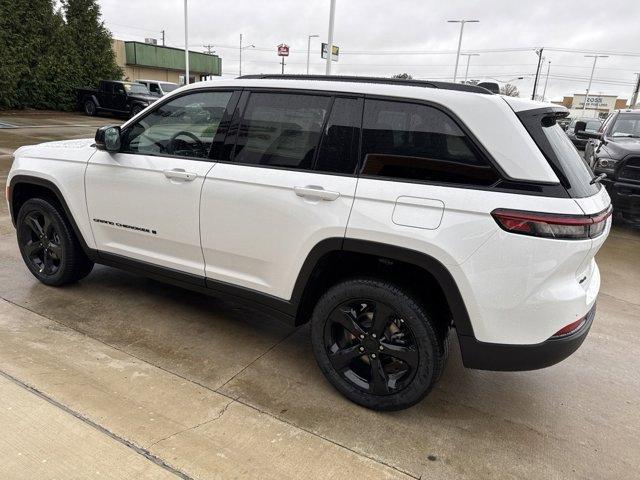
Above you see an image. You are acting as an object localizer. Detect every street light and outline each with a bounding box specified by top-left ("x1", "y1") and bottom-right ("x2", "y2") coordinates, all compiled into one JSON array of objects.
[
  {"x1": 325, "y1": 0, "x2": 337, "y2": 75},
  {"x1": 306, "y1": 34, "x2": 319, "y2": 75},
  {"x1": 487, "y1": 76, "x2": 524, "y2": 84},
  {"x1": 239, "y1": 33, "x2": 255, "y2": 77},
  {"x1": 582, "y1": 55, "x2": 608, "y2": 113},
  {"x1": 184, "y1": 0, "x2": 189, "y2": 84},
  {"x1": 461, "y1": 53, "x2": 479, "y2": 83},
  {"x1": 447, "y1": 19, "x2": 479, "y2": 83}
]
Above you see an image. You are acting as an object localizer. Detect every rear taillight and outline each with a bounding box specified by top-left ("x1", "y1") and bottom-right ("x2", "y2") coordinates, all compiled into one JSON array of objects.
[
  {"x1": 553, "y1": 316, "x2": 586, "y2": 337},
  {"x1": 491, "y1": 205, "x2": 612, "y2": 240}
]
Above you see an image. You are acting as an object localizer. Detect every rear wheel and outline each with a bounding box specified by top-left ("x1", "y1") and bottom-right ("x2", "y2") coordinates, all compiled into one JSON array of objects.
[
  {"x1": 130, "y1": 104, "x2": 143, "y2": 118},
  {"x1": 310, "y1": 278, "x2": 446, "y2": 411},
  {"x1": 17, "y1": 198, "x2": 94, "y2": 286},
  {"x1": 84, "y1": 99, "x2": 97, "y2": 116}
]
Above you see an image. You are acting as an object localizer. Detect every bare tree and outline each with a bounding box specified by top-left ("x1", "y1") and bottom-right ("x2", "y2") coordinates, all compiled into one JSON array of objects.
[
  {"x1": 392, "y1": 73, "x2": 413, "y2": 80},
  {"x1": 500, "y1": 83, "x2": 520, "y2": 97}
]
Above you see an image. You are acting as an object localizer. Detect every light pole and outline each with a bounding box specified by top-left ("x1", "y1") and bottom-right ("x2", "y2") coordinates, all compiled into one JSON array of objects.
[
  {"x1": 461, "y1": 53, "x2": 479, "y2": 83},
  {"x1": 542, "y1": 61, "x2": 551, "y2": 102},
  {"x1": 325, "y1": 0, "x2": 336, "y2": 75},
  {"x1": 184, "y1": 0, "x2": 189, "y2": 84},
  {"x1": 239, "y1": 33, "x2": 255, "y2": 77},
  {"x1": 582, "y1": 55, "x2": 608, "y2": 114},
  {"x1": 306, "y1": 34, "x2": 319, "y2": 75},
  {"x1": 447, "y1": 19, "x2": 479, "y2": 83}
]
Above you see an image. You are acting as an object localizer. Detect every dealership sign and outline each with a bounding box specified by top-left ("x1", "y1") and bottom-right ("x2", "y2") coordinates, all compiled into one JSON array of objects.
[
  {"x1": 321, "y1": 43, "x2": 339, "y2": 61},
  {"x1": 277, "y1": 44, "x2": 290, "y2": 57},
  {"x1": 573, "y1": 94, "x2": 617, "y2": 111}
]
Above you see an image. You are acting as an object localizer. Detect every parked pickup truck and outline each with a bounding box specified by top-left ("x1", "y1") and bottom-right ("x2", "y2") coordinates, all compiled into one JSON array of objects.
[{"x1": 76, "y1": 80, "x2": 158, "y2": 118}]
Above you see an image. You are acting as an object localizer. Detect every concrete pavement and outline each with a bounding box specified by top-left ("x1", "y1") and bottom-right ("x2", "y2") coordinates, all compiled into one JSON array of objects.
[{"x1": 0, "y1": 111, "x2": 639, "y2": 479}]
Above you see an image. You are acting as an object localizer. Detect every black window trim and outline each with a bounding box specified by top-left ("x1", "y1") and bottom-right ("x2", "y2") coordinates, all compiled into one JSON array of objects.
[
  {"x1": 357, "y1": 94, "x2": 568, "y2": 198},
  {"x1": 219, "y1": 87, "x2": 364, "y2": 178},
  {"x1": 119, "y1": 87, "x2": 241, "y2": 163}
]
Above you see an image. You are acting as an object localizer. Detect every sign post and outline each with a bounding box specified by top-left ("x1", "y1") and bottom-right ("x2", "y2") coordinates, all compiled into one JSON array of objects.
[{"x1": 277, "y1": 44, "x2": 289, "y2": 74}]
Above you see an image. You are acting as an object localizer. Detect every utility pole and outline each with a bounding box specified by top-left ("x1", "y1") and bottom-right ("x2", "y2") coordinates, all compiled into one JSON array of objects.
[
  {"x1": 630, "y1": 73, "x2": 640, "y2": 109},
  {"x1": 161, "y1": 29, "x2": 165, "y2": 46},
  {"x1": 306, "y1": 34, "x2": 319, "y2": 75},
  {"x1": 461, "y1": 53, "x2": 479, "y2": 83},
  {"x1": 325, "y1": 0, "x2": 336, "y2": 75},
  {"x1": 238, "y1": 34, "x2": 255, "y2": 77},
  {"x1": 203, "y1": 44, "x2": 215, "y2": 55},
  {"x1": 531, "y1": 48, "x2": 544, "y2": 100},
  {"x1": 542, "y1": 60, "x2": 551, "y2": 102},
  {"x1": 184, "y1": 0, "x2": 189, "y2": 85},
  {"x1": 447, "y1": 19, "x2": 479, "y2": 83},
  {"x1": 582, "y1": 55, "x2": 609, "y2": 114}
]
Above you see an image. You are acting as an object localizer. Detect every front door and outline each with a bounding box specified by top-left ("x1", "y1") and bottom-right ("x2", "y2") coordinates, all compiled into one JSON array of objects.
[
  {"x1": 200, "y1": 91, "x2": 362, "y2": 300},
  {"x1": 85, "y1": 89, "x2": 237, "y2": 277}
]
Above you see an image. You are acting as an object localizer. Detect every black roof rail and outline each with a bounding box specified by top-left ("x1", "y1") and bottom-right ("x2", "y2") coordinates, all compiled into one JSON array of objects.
[{"x1": 237, "y1": 74, "x2": 494, "y2": 95}]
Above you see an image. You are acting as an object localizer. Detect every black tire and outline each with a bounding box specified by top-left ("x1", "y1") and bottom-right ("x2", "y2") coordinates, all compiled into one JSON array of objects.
[
  {"x1": 310, "y1": 278, "x2": 446, "y2": 411},
  {"x1": 130, "y1": 104, "x2": 143, "y2": 118},
  {"x1": 84, "y1": 99, "x2": 97, "y2": 116},
  {"x1": 17, "y1": 198, "x2": 94, "y2": 286}
]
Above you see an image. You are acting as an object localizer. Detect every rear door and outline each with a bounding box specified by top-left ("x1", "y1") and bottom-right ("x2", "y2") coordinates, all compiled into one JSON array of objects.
[
  {"x1": 200, "y1": 91, "x2": 362, "y2": 300},
  {"x1": 86, "y1": 89, "x2": 238, "y2": 277}
]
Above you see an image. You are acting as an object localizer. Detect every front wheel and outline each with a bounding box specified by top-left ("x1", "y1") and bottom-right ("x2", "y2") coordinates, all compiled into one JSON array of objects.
[
  {"x1": 17, "y1": 198, "x2": 94, "y2": 286},
  {"x1": 310, "y1": 278, "x2": 447, "y2": 411},
  {"x1": 84, "y1": 99, "x2": 97, "y2": 116}
]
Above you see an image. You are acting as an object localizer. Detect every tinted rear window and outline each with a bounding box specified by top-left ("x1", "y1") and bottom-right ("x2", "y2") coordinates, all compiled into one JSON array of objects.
[{"x1": 518, "y1": 109, "x2": 599, "y2": 198}]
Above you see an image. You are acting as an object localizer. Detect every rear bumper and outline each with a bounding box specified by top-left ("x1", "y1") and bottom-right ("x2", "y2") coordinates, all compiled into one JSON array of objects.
[
  {"x1": 458, "y1": 303, "x2": 596, "y2": 371},
  {"x1": 602, "y1": 179, "x2": 640, "y2": 221}
]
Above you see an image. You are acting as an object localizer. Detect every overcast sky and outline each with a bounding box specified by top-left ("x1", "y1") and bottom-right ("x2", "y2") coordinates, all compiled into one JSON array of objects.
[{"x1": 98, "y1": 0, "x2": 640, "y2": 102}]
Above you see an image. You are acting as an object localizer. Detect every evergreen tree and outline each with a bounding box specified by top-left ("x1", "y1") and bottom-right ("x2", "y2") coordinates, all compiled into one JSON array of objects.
[
  {"x1": 0, "y1": 0, "x2": 61, "y2": 108},
  {"x1": 62, "y1": 0, "x2": 122, "y2": 92},
  {"x1": 0, "y1": 0, "x2": 121, "y2": 110}
]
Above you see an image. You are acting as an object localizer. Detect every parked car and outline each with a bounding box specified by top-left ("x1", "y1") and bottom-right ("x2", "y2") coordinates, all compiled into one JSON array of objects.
[
  {"x1": 8, "y1": 75, "x2": 611, "y2": 411},
  {"x1": 566, "y1": 117, "x2": 602, "y2": 149},
  {"x1": 558, "y1": 117, "x2": 572, "y2": 131},
  {"x1": 580, "y1": 109, "x2": 640, "y2": 224},
  {"x1": 136, "y1": 79, "x2": 179, "y2": 97},
  {"x1": 76, "y1": 80, "x2": 158, "y2": 118}
]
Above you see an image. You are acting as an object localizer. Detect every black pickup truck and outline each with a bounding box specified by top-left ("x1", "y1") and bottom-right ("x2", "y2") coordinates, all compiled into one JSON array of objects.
[
  {"x1": 579, "y1": 109, "x2": 640, "y2": 224},
  {"x1": 76, "y1": 80, "x2": 158, "y2": 118}
]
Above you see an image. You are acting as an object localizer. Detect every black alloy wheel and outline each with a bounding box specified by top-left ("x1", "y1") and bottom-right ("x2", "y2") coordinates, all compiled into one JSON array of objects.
[
  {"x1": 19, "y1": 209, "x2": 63, "y2": 277},
  {"x1": 311, "y1": 278, "x2": 446, "y2": 411},
  {"x1": 17, "y1": 198, "x2": 94, "y2": 286},
  {"x1": 325, "y1": 299, "x2": 419, "y2": 395}
]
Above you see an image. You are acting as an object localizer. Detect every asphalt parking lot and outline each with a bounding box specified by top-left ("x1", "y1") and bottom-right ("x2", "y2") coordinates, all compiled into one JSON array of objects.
[{"x1": 1, "y1": 111, "x2": 639, "y2": 480}]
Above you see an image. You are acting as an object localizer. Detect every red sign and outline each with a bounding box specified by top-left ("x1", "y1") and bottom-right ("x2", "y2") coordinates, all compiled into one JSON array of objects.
[{"x1": 277, "y1": 44, "x2": 290, "y2": 57}]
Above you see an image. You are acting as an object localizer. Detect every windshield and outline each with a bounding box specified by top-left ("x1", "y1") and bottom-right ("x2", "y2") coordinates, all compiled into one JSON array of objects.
[
  {"x1": 161, "y1": 83, "x2": 178, "y2": 93},
  {"x1": 610, "y1": 113, "x2": 640, "y2": 138},
  {"x1": 124, "y1": 83, "x2": 150, "y2": 95}
]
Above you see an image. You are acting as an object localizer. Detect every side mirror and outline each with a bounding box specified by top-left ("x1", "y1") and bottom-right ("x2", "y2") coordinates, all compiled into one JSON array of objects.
[
  {"x1": 574, "y1": 121, "x2": 602, "y2": 140},
  {"x1": 95, "y1": 125, "x2": 121, "y2": 152}
]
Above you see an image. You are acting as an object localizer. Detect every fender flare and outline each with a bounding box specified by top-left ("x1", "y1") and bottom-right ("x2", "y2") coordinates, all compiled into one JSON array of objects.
[
  {"x1": 291, "y1": 238, "x2": 475, "y2": 337},
  {"x1": 8, "y1": 175, "x2": 93, "y2": 255}
]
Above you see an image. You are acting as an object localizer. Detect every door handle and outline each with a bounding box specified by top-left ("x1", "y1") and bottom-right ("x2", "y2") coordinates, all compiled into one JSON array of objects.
[
  {"x1": 163, "y1": 169, "x2": 197, "y2": 181},
  {"x1": 293, "y1": 185, "x2": 340, "y2": 201}
]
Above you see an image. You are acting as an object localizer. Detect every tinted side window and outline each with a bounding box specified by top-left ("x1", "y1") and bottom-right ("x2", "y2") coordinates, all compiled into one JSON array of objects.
[
  {"x1": 149, "y1": 83, "x2": 161, "y2": 94},
  {"x1": 232, "y1": 93, "x2": 331, "y2": 170},
  {"x1": 315, "y1": 97, "x2": 362, "y2": 174},
  {"x1": 122, "y1": 90, "x2": 232, "y2": 159},
  {"x1": 360, "y1": 100, "x2": 499, "y2": 186}
]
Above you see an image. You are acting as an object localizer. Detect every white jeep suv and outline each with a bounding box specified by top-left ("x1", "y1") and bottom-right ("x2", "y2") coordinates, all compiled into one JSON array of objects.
[{"x1": 7, "y1": 75, "x2": 612, "y2": 410}]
